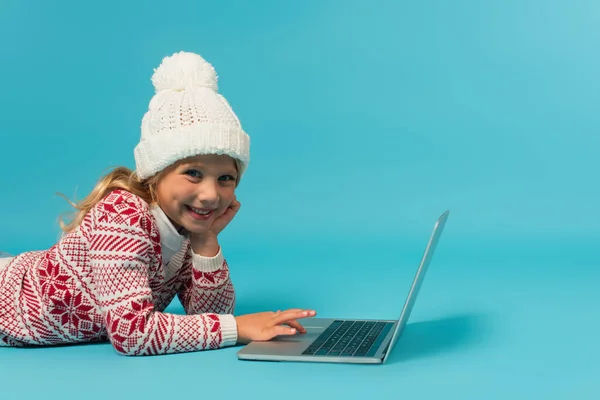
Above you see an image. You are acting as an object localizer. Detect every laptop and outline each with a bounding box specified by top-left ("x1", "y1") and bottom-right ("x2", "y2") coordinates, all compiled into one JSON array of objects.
[{"x1": 236, "y1": 210, "x2": 450, "y2": 364}]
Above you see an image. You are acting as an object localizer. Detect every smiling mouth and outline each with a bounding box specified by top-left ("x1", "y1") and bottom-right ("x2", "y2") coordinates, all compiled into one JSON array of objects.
[
  {"x1": 186, "y1": 205, "x2": 215, "y2": 219},
  {"x1": 189, "y1": 206, "x2": 212, "y2": 215}
]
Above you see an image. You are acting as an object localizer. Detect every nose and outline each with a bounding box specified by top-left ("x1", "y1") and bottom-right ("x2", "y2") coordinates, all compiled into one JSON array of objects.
[{"x1": 196, "y1": 179, "x2": 220, "y2": 207}]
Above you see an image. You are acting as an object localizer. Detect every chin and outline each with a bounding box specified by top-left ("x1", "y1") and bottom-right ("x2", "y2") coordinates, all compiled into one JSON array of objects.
[{"x1": 184, "y1": 224, "x2": 211, "y2": 235}]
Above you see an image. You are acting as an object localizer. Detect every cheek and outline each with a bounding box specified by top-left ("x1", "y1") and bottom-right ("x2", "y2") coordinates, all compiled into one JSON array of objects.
[
  {"x1": 154, "y1": 183, "x2": 167, "y2": 205},
  {"x1": 155, "y1": 178, "x2": 190, "y2": 208},
  {"x1": 219, "y1": 189, "x2": 236, "y2": 207}
]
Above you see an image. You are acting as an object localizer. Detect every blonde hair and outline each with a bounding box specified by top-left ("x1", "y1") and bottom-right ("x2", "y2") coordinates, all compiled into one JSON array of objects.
[{"x1": 58, "y1": 166, "x2": 163, "y2": 233}]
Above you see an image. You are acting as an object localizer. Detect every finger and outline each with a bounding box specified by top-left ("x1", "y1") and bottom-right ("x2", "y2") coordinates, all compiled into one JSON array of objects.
[
  {"x1": 285, "y1": 319, "x2": 307, "y2": 333},
  {"x1": 270, "y1": 308, "x2": 303, "y2": 321},
  {"x1": 229, "y1": 200, "x2": 241, "y2": 212},
  {"x1": 273, "y1": 309, "x2": 316, "y2": 326},
  {"x1": 216, "y1": 202, "x2": 239, "y2": 221},
  {"x1": 270, "y1": 325, "x2": 298, "y2": 338},
  {"x1": 223, "y1": 200, "x2": 240, "y2": 216}
]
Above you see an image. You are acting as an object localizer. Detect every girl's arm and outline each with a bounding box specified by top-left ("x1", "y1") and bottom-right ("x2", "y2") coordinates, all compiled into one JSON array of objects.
[
  {"x1": 89, "y1": 195, "x2": 237, "y2": 356},
  {"x1": 176, "y1": 247, "x2": 236, "y2": 316}
]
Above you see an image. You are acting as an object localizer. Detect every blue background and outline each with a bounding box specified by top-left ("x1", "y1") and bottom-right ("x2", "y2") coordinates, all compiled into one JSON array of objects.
[{"x1": 1, "y1": 0, "x2": 599, "y2": 399}]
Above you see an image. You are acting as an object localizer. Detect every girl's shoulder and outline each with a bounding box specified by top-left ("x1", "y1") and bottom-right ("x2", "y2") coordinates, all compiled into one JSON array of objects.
[
  {"x1": 96, "y1": 189, "x2": 150, "y2": 212},
  {"x1": 91, "y1": 189, "x2": 155, "y2": 232}
]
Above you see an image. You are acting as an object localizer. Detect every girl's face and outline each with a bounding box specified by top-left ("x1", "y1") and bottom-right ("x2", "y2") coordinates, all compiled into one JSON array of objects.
[{"x1": 155, "y1": 154, "x2": 238, "y2": 234}]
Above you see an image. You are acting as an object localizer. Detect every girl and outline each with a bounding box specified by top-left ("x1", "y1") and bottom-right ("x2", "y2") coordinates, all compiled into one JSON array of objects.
[{"x1": 0, "y1": 51, "x2": 316, "y2": 356}]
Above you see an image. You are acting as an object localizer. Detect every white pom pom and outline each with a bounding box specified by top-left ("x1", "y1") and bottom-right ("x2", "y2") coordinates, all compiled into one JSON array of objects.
[{"x1": 151, "y1": 51, "x2": 218, "y2": 92}]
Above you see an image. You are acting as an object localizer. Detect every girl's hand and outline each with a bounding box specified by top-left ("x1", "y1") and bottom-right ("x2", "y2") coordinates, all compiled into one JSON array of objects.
[
  {"x1": 190, "y1": 198, "x2": 240, "y2": 256},
  {"x1": 234, "y1": 309, "x2": 317, "y2": 344},
  {"x1": 208, "y1": 197, "x2": 241, "y2": 236}
]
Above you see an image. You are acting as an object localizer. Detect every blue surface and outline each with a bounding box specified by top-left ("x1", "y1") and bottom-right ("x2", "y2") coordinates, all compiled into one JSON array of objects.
[{"x1": 1, "y1": 0, "x2": 599, "y2": 399}]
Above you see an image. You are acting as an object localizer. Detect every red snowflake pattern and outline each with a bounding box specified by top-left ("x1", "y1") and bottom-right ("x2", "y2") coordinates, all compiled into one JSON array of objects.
[{"x1": 0, "y1": 189, "x2": 236, "y2": 354}]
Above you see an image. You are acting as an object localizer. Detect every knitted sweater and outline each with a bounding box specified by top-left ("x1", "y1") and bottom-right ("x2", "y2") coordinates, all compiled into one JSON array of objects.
[{"x1": 0, "y1": 189, "x2": 238, "y2": 355}]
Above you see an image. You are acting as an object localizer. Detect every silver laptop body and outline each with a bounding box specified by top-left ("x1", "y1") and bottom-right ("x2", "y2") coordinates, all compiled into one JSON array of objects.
[{"x1": 237, "y1": 210, "x2": 450, "y2": 364}]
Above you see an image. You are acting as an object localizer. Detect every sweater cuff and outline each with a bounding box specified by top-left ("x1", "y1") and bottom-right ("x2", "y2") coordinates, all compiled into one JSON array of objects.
[
  {"x1": 218, "y1": 314, "x2": 238, "y2": 347},
  {"x1": 191, "y1": 247, "x2": 226, "y2": 272}
]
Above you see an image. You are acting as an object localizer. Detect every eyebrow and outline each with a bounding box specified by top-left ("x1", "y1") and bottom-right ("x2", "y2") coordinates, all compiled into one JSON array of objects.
[{"x1": 181, "y1": 163, "x2": 238, "y2": 176}]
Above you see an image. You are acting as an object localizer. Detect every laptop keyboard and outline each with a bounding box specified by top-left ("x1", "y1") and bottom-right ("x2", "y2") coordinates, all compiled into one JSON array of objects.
[{"x1": 302, "y1": 320, "x2": 394, "y2": 357}]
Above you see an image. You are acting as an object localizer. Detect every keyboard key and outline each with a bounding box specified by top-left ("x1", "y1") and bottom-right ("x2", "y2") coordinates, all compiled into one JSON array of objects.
[
  {"x1": 315, "y1": 348, "x2": 329, "y2": 356},
  {"x1": 341, "y1": 346, "x2": 358, "y2": 356},
  {"x1": 303, "y1": 320, "x2": 394, "y2": 357}
]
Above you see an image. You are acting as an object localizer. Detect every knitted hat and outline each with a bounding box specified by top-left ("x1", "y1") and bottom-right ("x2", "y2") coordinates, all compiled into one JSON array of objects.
[{"x1": 134, "y1": 51, "x2": 250, "y2": 180}]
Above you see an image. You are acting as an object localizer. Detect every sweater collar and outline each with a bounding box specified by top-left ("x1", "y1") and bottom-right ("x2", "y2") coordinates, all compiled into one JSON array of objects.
[{"x1": 149, "y1": 204, "x2": 186, "y2": 265}]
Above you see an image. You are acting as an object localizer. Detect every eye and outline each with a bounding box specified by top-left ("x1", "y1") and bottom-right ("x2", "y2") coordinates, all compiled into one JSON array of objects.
[
  {"x1": 185, "y1": 169, "x2": 203, "y2": 179},
  {"x1": 219, "y1": 175, "x2": 236, "y2": 182}
]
